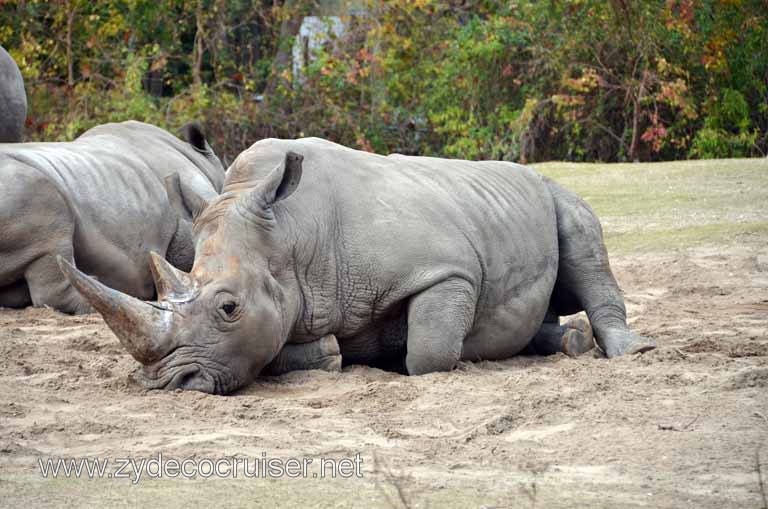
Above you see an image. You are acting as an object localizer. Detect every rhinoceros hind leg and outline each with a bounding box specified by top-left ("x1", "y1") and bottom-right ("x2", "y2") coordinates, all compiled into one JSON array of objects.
[
  {"x1": 530, "y1": 312, "x2": 594, "y2": 357},
  {"x1": 546, "y1": 179, "x2": 656, "y2": 358},
  {"x1": 264, "y1": 334, "x2": 342, "y2": 376},
  {"x1": 26, "y1": 253, "x2": 92, "y2": 315}
]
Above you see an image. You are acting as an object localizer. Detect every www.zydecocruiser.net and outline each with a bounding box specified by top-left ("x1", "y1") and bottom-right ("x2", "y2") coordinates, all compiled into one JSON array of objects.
[{"x1": 37, "y1": 452, "x2": 364, "y2": 483}]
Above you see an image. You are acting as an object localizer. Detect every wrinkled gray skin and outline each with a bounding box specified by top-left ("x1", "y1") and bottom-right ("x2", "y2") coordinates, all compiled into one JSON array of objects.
[
  {"x1": 0, "y1": 45, "x2": 27, "y2": 143},
  {"x1": 60, "y1": 138, "x2": 655, "y2": 394},
  {"x1": 0, "y1": 121, "x2": 224, "y2": 314}
]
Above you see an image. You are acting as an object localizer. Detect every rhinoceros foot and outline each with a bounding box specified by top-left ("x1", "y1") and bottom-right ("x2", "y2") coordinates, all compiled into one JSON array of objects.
[
  {"x1": 561, "y1": 316, "x2": 595, "y2": 357},
  {"x1": 305, "y1": 334, "x2": 341, "y2": 372},
  {"x1": 601, "y1": 330, "x2": 657, "y2": 358},
  {"x1": 265, "y1": 334, "x2": 342, "y2": 375},
  {"x1": 312, "y1": 352, "x2": 342, "y2": 373},
  {"x1": 303, "y1": 334, "x2": 342, "y2": 372}
]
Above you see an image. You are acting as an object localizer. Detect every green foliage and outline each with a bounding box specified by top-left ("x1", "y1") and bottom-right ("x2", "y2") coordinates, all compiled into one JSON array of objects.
[
  {"x1": 689, "y1": 127, "x2": 758, "y2": 159},
  {"x1": 707, "y1": 88, "x2": 751, "y2": 132},
  {"x1": 1, "y1": 0, "x2": 766, "y2": 162},
  {"x1": 690, "y1": 88, "x2": 757, "y2": 158}
]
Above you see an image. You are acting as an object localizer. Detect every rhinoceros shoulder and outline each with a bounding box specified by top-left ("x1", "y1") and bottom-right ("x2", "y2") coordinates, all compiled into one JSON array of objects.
[
  {"x1": 230, "y1": 137, "x2": 350, "y2": 181},
  {"x1": 246, "y1": 137, "x2": 350, "y2": 157},
  {"x1": 78, "y1": 120, "x2": 171, "y2": 141}
]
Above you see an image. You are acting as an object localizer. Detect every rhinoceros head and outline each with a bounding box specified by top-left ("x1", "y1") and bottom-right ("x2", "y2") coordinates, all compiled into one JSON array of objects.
[{"x1": 58, "y1": 151, "x2": 305, "y2": 394}]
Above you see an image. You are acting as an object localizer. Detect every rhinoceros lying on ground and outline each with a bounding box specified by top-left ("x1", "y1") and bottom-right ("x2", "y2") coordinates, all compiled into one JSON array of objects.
[
  {"x1": 60, "y1": 137, "x2": 656, "y2": 394},
  {"x1": 1, "y1": 120, "x2": 224, "y2": 314},
  {"x1": 0, "y1": 45, "x2": 27, "y2": 142}
]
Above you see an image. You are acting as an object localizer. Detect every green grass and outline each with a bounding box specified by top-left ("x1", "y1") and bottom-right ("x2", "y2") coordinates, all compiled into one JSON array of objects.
[{"x1": 533, "y1": 158, "x2": 768, "y2": 253}]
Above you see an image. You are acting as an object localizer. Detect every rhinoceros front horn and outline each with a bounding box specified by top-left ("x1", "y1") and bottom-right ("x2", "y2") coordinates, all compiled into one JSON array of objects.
[{"x1": 57, "y1": 257, "x2": 176, "y2": 365}]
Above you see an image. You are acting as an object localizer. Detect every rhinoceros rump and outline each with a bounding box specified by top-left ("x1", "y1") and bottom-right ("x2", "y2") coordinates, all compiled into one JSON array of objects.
[
  {"x1": 0, "y1": 45, "x2": 27, "y2": 143},
  {"x1": 61, "y1": 138, "x2": 655, "y2": 394},
  {"x1": 0, "y1": 121, "x2": 224, "y2": 314}
]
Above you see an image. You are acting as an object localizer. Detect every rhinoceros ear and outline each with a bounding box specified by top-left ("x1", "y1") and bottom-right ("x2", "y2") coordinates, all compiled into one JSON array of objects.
[
  {"x1": 165, "y1": 173, "x2": 209, "y2": 221},
  {"x1": 246, "y1": 151, "x2": 303, "y2": 212},
  {"x1": 179, "y1": 121, "x2": 209, "y2": 153}
]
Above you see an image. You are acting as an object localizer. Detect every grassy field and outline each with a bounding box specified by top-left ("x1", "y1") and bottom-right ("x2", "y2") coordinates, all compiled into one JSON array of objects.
[{"x1": 535, "y1": 158, "x2": 768, "y2": 253}]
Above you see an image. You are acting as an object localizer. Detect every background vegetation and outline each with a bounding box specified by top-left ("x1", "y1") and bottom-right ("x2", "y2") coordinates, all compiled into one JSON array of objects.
[{"x1": 1, "y1": 0, "x2": 766, "y2": 163}]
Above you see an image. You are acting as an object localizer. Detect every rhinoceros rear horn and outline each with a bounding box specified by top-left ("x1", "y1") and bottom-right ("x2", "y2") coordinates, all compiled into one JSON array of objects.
[
  {"x1": 148, "y1": 252, "x2": 193, "y2": 301},
  {"x1": 57, "y1": 257, "x2": 176, "y2": 365}
]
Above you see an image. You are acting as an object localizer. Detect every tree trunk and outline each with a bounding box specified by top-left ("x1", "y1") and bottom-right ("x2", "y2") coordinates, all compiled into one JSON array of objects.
[
  {"x1": 209, "y1": 0, "x2": 227, "y2": 83},
  {"x1": 65, "y1": 0, "x2": 76, "y2": 89},
  {"x1": 264, "y1": 0, "x2": 309, "y2": 97},
  {"x1": 192, "y1": 0, "x2": 205, "y2": 87},
  {"x1": 628, "y1": 66, "x2": 647, "y2": 162}
]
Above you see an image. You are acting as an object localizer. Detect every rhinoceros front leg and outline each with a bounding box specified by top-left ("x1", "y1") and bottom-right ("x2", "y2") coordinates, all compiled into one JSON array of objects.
[
  {"x1": 27, "y1": 252, "x2": 92, "y2": 315},
  {"x1": 263, "y1": 334, "x2": 342, "y2": 376},
  {"x1": 405, "y1": 278, "x2": 476, "y2": 375}
]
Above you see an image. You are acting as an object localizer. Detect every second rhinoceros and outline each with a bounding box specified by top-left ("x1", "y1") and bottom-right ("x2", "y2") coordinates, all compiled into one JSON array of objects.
[
  {"x1": 1, "y1": 120, "x2": 224, "y2": 314},
  {"x1": 60, "y1": 137, "x2": 655, "y2": 393}
]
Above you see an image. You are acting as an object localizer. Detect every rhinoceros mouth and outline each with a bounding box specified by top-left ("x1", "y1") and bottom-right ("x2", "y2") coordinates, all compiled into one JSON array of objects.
[
  {"x1": 132, "y1": 364, "x2": 196, "y2": 389},
  {"x1": 132, "y1": 362, "x2": 217, "y2": 393}
]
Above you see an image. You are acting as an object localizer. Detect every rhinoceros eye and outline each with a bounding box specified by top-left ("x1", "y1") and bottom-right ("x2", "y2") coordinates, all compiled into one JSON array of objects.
[{"x1": 215, "y1": 292, "x2": 240, "y2": 322}]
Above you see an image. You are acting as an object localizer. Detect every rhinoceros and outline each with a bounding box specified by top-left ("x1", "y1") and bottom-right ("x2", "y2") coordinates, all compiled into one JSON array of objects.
[
  {"x1": 1, "y1": 120, "x2": 224, "y2": 314},
  {"x1": 0, "y1": 45, "x2": 27, "y2": 142},
  {"x1": 59, "y1": 137, "x2": 655, "y2": 394}
]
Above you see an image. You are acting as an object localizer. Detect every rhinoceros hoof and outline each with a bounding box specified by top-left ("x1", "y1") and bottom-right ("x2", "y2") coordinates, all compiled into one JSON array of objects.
[
  {"x1": 309, "y1": 334, "x2": 342, "y2": 372},
  {"x1": 314, "y1": 354, "x2": 342, "y2": 373},
  {"x1": 604, "y1": 334, "x2": 657, "y2": 358},
  {"x1": 620, "y1": 336, "x2": 657, "y2": 356},
  {"x1": 318, "y1": 334, "x2": 341, "y2": 356},
  {"x1": 561, "y1": 323, "x2": 595, "y2": 357},
  {"x1": 564, "y1": 316, "x2": 592, "y2": 336}
]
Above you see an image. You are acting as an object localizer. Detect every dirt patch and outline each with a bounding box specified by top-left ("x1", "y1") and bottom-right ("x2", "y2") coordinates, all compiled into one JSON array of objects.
[
  {"x1": 1, "y1": 241, "x2": 767, "y2": 507},
  {"x1": 727, "y1": 367, "x2": 768, "y2": 390}
]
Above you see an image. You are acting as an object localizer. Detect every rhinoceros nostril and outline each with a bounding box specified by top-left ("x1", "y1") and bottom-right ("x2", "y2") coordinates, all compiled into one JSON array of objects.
[{"x1": 178, "y1": 371, "x2": 199, "y2": 390}]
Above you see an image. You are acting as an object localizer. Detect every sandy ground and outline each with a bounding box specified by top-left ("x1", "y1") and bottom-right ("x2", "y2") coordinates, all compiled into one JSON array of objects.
[
  {"x1": 1, "y1": 241, "x2": 766, "y2": 507},
  {"x1": 1, "y1": 159, "x2": 767, "y2": 507}
]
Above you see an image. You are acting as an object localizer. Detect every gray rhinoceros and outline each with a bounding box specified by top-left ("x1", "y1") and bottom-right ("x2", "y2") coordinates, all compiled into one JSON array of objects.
[
  {"x1": 1, "y1": 120, "x2": 224, "y2": 314},
  {"x1": 60, "y1": 137, "x2": 655, "y2": 394},
  {"x1": 0, "y1": 45, "x2": 27, "y2": 142}
]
